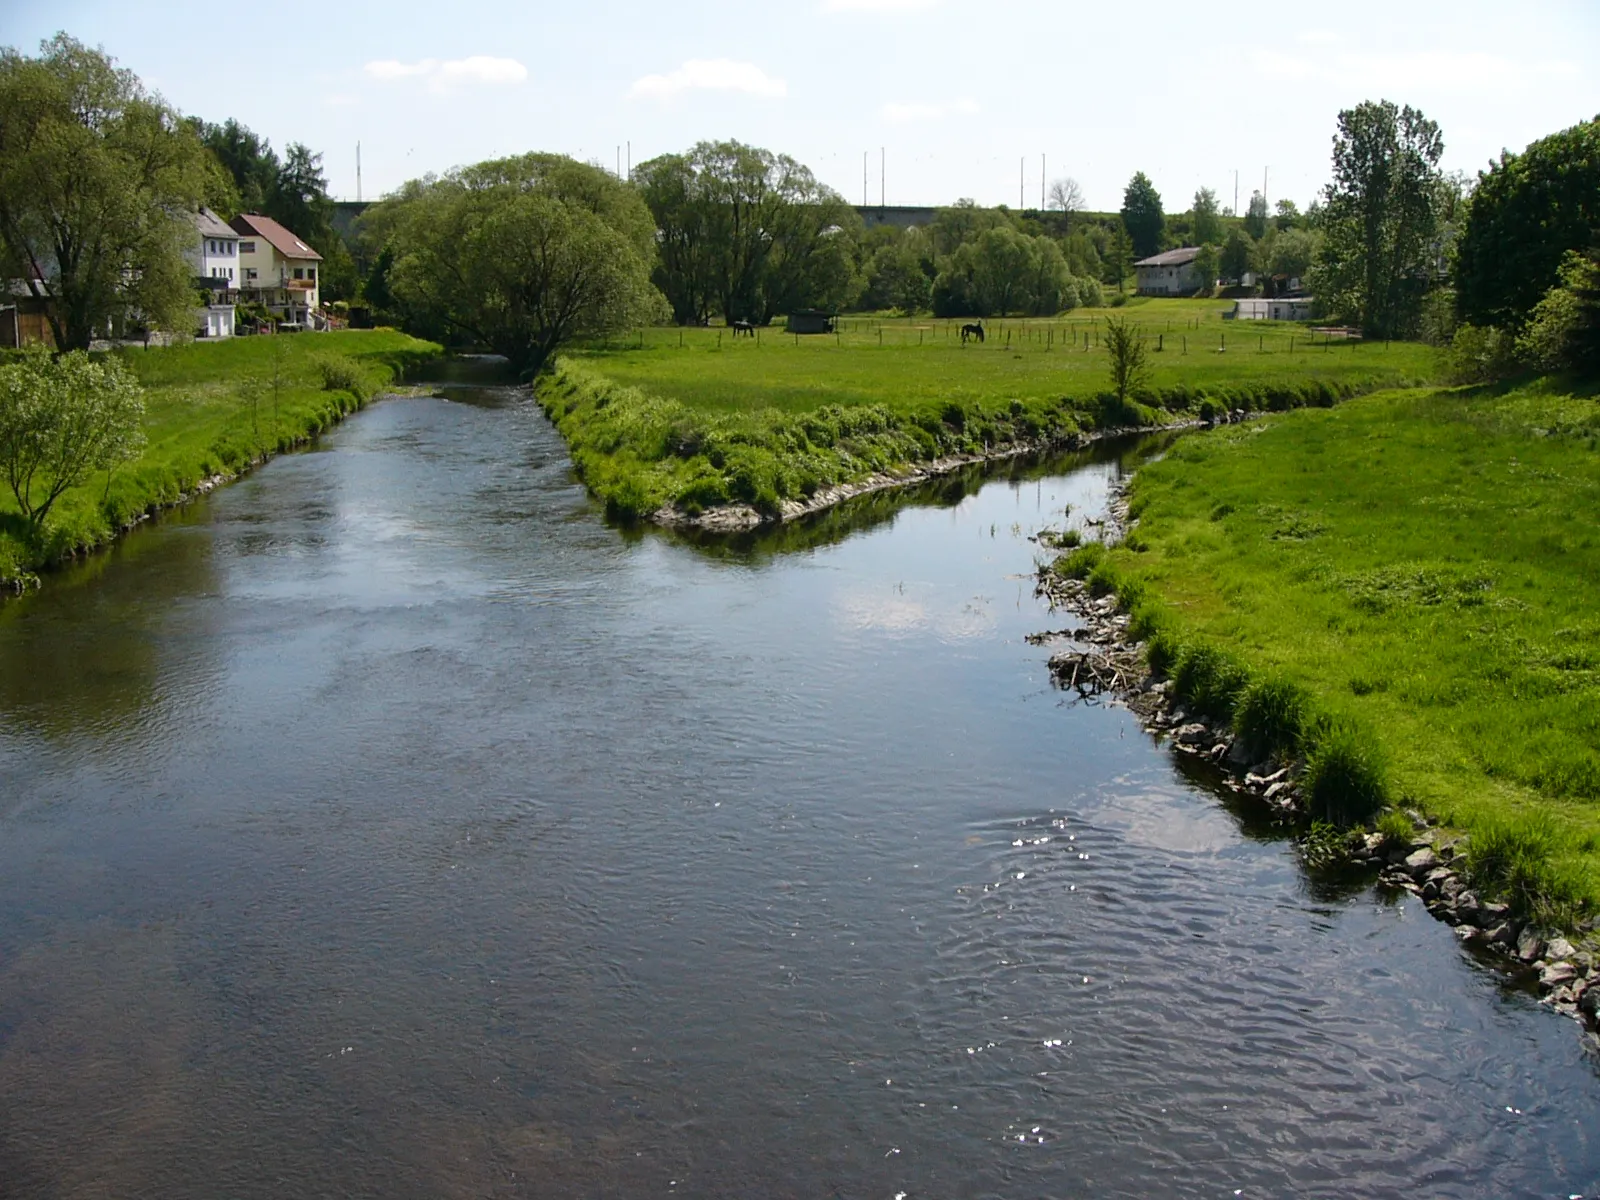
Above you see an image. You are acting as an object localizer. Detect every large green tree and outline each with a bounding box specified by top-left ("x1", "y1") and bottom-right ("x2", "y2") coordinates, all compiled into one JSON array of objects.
[
  {"x1": 1191, "y1": 188, "x2": 1222, "y2": 247},
  {"x1": 381, "y1": 154, "x2": 664, "y2": 374},
  {"x1": 0, "y1": 34, "x2": 213, "y2": 349},
  {"x1": 636, "y1": 141, "x2": 861, "y2": 325},
  {"x1": 1455, "y1": 116, "x2": 1600, "y2": 330},
  {"x1": 1313, "y1": 99, "x2": 1445, "y2": 338},
  {"x1": 1119, "y1": 172, "x2": 1165, "y2": 259}
]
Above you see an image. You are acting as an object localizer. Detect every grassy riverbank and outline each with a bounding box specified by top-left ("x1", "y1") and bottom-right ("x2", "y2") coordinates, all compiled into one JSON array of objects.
[
  {"x1": 1, "y1": 330, "x2": 441, "y2": 584},
  {"x1": 1071, "y1": 379, "x2": 1600, "y2": 922},
  {"x1": 546, "y1": 301, "x2": 1436, "y2": 519}
]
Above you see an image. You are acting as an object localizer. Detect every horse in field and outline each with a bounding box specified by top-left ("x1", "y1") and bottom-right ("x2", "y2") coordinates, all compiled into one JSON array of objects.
[
  {"x1": 730, "y1": 320, "x2": 755, "y2": 338},
  {"x1": 960, "y1": 322, "x2": 985, "y2": 344}
]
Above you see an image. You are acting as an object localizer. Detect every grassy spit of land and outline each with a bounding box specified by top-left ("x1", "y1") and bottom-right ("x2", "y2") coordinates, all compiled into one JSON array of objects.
[
  {"x1": 0, "y1": 329, "x2": 442, "y2": 586},
  {"x1": 1058, "y1": 378, "x2": 1600, "y2": 925},
  {"x1": 542, "y1": 299, "x2": 1436, "y2": 521}
]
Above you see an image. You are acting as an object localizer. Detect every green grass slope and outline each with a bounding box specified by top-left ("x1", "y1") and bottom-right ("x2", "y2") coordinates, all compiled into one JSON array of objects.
[
  {"x1": 1085, "y1": 380, "x2": 1600, "y2": 921},
  {"x1": 549, "y1": 303, "x2": 1435, "y2": 519}
]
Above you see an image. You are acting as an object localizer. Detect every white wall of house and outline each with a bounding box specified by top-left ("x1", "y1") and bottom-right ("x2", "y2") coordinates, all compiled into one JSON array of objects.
[
  {"x1": 237, "y1": 241, "x2": 320, "y2": 314},
  {"x1": 1135, "y1": 263, "x2": 1199, "y2": 296},
  {"x1": 197, "y1": 234, "x2": 238, "y2": 283}
]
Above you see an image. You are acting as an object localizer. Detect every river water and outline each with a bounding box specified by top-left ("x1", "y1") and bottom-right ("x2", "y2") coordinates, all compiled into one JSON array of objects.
[{"x1": 0, "y1": 383, "x2": 1595, "y2": 1199}]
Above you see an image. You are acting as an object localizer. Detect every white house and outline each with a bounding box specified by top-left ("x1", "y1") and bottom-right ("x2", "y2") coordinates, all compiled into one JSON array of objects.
[
  {"x1": 190, "y1": 207, "x2": 239, "y2": 338},
  {"x1": 230, "y1": 212, "x2": 323, "y2": 328},
  {"x1": 1232, "y1": 297, "x2": 1316, "y2": 321},
  {"x1": 1134, "y1": 247, "x2": 1202, "y2": 296}
]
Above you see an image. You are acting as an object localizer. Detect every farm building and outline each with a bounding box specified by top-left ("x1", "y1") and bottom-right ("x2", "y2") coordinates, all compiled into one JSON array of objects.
[
  {"x1": 0, "y1": 282, "x2": 56, "y2": 348},
  {"x1": 1134, "y1": 247, "x2": 1202, "y2": 296},
  {"x1": 786, "y1": 309, "x2": 836, "y2": 334},
  {"x1": 1232, "y1": 297, "x2": 1316, "y2": 321}
]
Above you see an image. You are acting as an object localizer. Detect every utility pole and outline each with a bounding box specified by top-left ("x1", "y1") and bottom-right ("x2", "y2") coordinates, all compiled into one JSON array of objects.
[
  {"x1": 1233, "y1": 169, "x2": 1239, "y2": 218},
  {"x1": 627, "y1": 140, "x2": 631, "y2": 180},
  {"x1": 356, "y1": 141, "x2": 361, "y2": 203},
  {"x1": 1263, "y1": 166, "x2": 1269, "y2": 211}
]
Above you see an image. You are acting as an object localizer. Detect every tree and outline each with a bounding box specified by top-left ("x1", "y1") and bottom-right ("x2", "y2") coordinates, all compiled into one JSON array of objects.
[
  {"x1": 0, "y1": 346, "x2": 145, "y2": 530},
  {"x1": 1267, "y1": 227, "x2": 1320, "y2": 281},
  {"x1": 382, "y1": 154, "x2": 664, "y2": 374},
  {"x1": 1048, "y1": 177, "x2": 1086, "y2": 232},
  {"x1": 1515, "y1": 249, "x2": 1600, "y2": 376},
  {"x1": 1103, "y1": 317, "x2": 1149, "y2": 405},
  {"x1": 1120, "y1": 172, "x2": 1165, "y2": 259},
  {"x1": 1314, "y1": 99, "x2": 1445, "y2": 338},
  {"x1": 0, "y1": 35, "x2": 213, "y2": 349},
  {"x1": 1244, "y1": 190, "x2": 1270, "y2": 239},
  {"x1": 1192, "y1": 188, "x2": 1222, "y2": 247},
  {"x1": 192, "y1": 117, "x2": 280, "y2": 215},
  {"x1": 1455, "y1": 116, "x2": 1600, "y2": 330},
  {"x1": 1109, "y1": 223, "x2": 1133, "y2": 293},
  {"x1": 864, "y1": 233, "x2": 933, "y2": 313},
  {"x1": 1220, "y1": 227, "x2": 1255, "y2": 282},
  {"x1": 1274, "y1": 199, "x2": 1301, "y2": 232},
  {"x1": 1192, "y1": 244, "x2": 1220, "y2": 296}
]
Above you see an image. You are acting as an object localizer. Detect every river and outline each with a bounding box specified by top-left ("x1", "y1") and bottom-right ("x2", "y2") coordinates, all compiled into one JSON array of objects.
[{"x1": 0, "y1": 383, "x2": 1595, "y2": 1198}]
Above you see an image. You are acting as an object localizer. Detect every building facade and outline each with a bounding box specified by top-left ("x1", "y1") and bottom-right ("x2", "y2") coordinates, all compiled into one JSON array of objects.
[
  {"x1": 1134, "y1": 247, "x2": 1202, "y2": 296},
  {"x1": 230, "y1": 213, "x2": 323, "y2": 328},
  {"x1": 191, "y1": 207, "x2": 239, "y2": 338}
]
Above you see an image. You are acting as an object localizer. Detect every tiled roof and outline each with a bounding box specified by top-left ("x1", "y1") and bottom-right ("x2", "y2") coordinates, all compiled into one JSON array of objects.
[
  {"x1": 228, "y1": 213, "x2": 323, "y2": 261},
  {"x1": 1134, "y1": 247, "x2": 1201, "y2": 268},
  {"x1": 193, "y1": 207, "x2": 237, "y2": 240}
]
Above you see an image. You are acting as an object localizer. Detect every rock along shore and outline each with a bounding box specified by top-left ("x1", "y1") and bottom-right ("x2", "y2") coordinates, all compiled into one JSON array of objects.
[{"x1": 1032, "y1": 479, "x2": 1600, "y2": 1041}]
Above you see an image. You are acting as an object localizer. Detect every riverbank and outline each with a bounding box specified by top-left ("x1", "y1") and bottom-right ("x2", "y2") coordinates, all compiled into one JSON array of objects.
[
  {"x1": 541, "y1": 306, "x2": 1434, "y2": 524},
  {"x1": 1033, "y1": 379, "x2": 1600, "y2": 1016},
  {"x1": 0, "y1": 330, "x2": 441, "y2": 587}
]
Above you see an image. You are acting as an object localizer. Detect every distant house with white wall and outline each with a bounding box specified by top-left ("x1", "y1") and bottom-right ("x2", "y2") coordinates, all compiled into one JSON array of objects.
[
  {"x1": 191, "y1": 207, "x2": 239, "y2": 338},
  {"x1": 1134, "y1": 247, "x2": 1202, "y2": 296},
  {"x1": 1232, "y1": 297, "x2": 1316, "y2": 321},
  {"x1": 230, "y1": 213, "x2": 323, "y2": 328}
]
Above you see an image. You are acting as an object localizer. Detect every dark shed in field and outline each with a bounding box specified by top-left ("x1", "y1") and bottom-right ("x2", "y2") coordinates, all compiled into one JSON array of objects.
[{"x1": 787, "y1": 309, "x2": 835, "y2": 334}]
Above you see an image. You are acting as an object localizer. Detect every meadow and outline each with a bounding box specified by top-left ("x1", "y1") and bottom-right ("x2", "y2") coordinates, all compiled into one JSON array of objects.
[
  {"x1": 1070, "y1": 379, "x2": 1600, "y2": 922},
  {"x1": 0, "y1": 329, "x2": 440, "y2": 585},
  {"x1": 548, "y1": 299, "x2": 1437, "y2": 518}
]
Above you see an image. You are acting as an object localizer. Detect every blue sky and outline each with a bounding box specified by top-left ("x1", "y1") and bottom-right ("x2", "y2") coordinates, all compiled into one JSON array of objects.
[{"x1": 7, "y1": 0, "x2": 1598, "y2": 214}]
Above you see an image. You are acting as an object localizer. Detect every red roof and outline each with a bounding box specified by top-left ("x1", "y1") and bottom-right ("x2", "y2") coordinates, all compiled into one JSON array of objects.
[{"x1": 228, "y1": 213, "x2": 323, "y2": 261}]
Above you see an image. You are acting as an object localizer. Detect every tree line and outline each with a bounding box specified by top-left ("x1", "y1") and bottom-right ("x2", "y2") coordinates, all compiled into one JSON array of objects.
[{"x1": 2, "y1": 31, "x2": 1595, "y2": 384}]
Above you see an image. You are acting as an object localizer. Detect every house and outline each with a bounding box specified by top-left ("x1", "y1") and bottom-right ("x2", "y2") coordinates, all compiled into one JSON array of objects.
[
  {"x1": 786, "y1": 309, "x2": 835, "y2": 334},
  {"x1": 191, "y1": 207, "x2": 239, "y2": 338},
  {"x1": 0, "y1": 281, "x2": 56, "y2": 348},
  {"x1": 1232, "y1": 297, "x2": 1316, "y2": 321},
  {"x1": 1134, "y1": 247, "x2": 1202, "y2": 296},
  {"x1": 230, "y1": 213, "x2": 323, "y2": 328}
]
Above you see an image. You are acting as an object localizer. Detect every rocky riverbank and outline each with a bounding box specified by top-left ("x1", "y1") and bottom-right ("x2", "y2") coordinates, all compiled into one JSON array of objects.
[{"x1": 1033, "y1": 486, "x2": 1600, "y2": 1040}]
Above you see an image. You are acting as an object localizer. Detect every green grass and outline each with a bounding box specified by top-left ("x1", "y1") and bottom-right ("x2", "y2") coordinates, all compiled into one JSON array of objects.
[
  {"x1": 1080, "y1": 378, "x2": 1600, "y2": 923},
  {"x1": 547, "y1": 300, "x2": 1437, "y2": 518},
  {"x1": 1, "y1": 329, "x2": 441, "y2": 584}
]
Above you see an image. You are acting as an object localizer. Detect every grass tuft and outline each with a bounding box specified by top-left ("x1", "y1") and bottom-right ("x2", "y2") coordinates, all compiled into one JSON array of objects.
[
  {"x1": 1302, "y1": 718, "x2": 1390, "y2": 827},
  {"x1": 1232, "y1": 675, "x2": 1310, "y2": 760}
]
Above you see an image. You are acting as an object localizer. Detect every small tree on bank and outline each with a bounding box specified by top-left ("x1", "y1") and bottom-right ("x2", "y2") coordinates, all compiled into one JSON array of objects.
[
  {"x1": 1104, "y1": 317, "x2": 1150, "y2": 405},
  {"x1": 0, "y1": 347, "x2": 146, "y2": 531}
]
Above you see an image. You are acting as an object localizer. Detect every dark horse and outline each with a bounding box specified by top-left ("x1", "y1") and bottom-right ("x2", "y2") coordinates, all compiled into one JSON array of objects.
[
  {"x1": 960, "y1": 322, "x2": 985, "y2": 344},
  {"x1": 730, "y1": 320, "x2": 755, "y2": 338}
]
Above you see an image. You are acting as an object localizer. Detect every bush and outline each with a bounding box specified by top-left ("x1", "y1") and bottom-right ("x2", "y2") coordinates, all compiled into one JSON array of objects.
[
  {"x1": 1172, "y1": 643, "x2": 1249, "y2": 721},
  {"x1": 314, "y1": 354, "x2": 367, "y2": 397},
  {"x1": 1464, "y1": 812, "x2": 1588, "y2": 923},
  {"x1": 1376, "y1": 809, "x2": 1415, "y2": 847},
  {"x1": 1053, "y1": 541, "x2": 1106, "y2": 580},
  {"x1": 1146, "y1": 626, "x2": 1183, "y2": 676},
  {"x1": 1302, "y1": 719, "x2": 1389, "y2": 826},
  {"x1": 1445, "y1": 323, "x2": 1518, "y2": 384},
  {"x1": 1233, "y1": 675, "x2": 1310, "y2": 759}
]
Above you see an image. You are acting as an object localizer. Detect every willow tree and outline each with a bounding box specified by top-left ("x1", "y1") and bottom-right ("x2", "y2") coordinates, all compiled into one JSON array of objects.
[
  {"x1": 0, "y1": 35, "x2": 214, "y2": 349},
  {"x1": 636, "y1": 141, "x2": 862, "y2": 325},
  {"x1": 382, "y1": 154, "x2": 664, "y2": 374}
]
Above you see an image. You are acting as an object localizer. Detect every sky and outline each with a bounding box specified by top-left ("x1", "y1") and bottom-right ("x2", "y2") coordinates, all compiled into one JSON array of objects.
[{"x1": 6, "y1": 0, "x2": 1598, "y2": 216}]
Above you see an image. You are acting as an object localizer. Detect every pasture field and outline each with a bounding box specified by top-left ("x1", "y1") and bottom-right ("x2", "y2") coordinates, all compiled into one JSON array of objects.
[
  {"x1": 548, "y1": 299, "x2": 1437, "y2": 518},
  {"x1": 1, "y1": 329, "x2": 441, "y2": 585},
  {"x1": 1077, "y1": 380, "x2": 1600, "y2": 921}
]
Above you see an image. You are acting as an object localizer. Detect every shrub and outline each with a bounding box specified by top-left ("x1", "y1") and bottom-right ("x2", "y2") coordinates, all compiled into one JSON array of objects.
[
  {"x1": 1146, "y1": 627, "x2": 1183, "y2": 676},
  {"x1": 1302, "y1": 719, "x2": 1389, "y2": 826},
  {"x1": 1445, "y1": 323, "x2": 1518, "y2": 384},
  {"x1": 315, "y1": 354, "x2": 367, "y2": 397},
  {"x1": 1054, "y1": 541, "x2": 1106, "y2": 580},
  {"x1": 1172, "y1": 643, "x2": 1249, "y2": 721},
  {"x1": 1233, "y1": 675, "x2": 1310, "y2": 759},
  {"x1": 1085, "y1": 560, "x2": 1120, "y2": 598},
  {"x1": 1463, "y1": 812, "x2": 1588, "y2": 923}
]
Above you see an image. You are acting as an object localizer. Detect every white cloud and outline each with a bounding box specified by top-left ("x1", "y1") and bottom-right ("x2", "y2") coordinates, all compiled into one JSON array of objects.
[
  {"x1": 363, "y1": 56, "x2": 528, "y2": 93},
  {"x1": 628, "y1": 59, "x2": 786, "y2": 101},
  {"x1": 882, "y1": 97, "x2": 978, "y2": 123},
  {"x1": 1250, "y1": 47, "x2": 1576, "y2": 91},
  {"x1": 823, "y1": 0, "x2": 937, "y2": 10},
  {"x1": 1295, "y1": 29, "x2": 1341, "y2": 46}
]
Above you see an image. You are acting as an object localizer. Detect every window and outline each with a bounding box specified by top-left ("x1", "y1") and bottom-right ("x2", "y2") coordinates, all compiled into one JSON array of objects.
[
  {"x1": 245, "y1": 268, "x2": 257, "y2": 281},
  {"x1": 293, "y1": 268, "x2": 304, "y2": 280},
  {"x1": 240, "y1": 241, "x2": 256, "y2": 253},
  {"x1": 308, "y1": 268, "x2": 316, "y2": 282}
]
